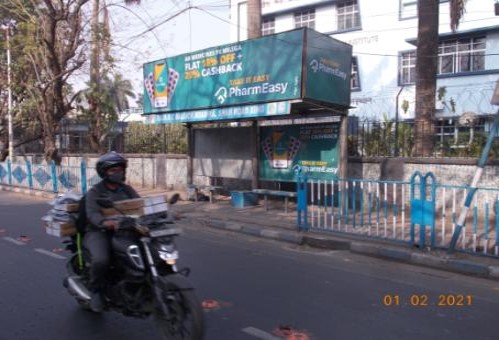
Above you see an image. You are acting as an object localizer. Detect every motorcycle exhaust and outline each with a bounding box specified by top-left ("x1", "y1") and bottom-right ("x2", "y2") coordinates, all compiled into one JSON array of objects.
[{"x1": 64, "y1": 276, "x2": 91, "y2": 301}]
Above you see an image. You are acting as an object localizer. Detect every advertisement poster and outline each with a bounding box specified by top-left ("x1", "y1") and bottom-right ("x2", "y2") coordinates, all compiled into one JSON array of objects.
[
  {"x1": 259, "y1": 124, "x2": 340, "y2": 181},
  {"x1": 143, "y1": 30, "x2": 304, "y2": 114}
]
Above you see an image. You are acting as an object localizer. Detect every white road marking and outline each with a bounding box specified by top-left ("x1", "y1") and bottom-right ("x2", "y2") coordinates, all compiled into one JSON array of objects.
[
  {"x1": 2, "y1": 237, "x2": 27, "y2": 246},
  {"x1": 34, "y1": 248, "x2": 66, "y2": 260},
  {"x1": 241, "y1": 327, "x2": 280, "y2": 340}
]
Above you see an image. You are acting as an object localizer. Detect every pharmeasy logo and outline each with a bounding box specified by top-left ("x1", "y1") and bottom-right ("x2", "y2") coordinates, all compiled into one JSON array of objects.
[
  {"x1": 309, "y1": 59, "x2": 347, "y2": 80},
  {"x1": 215, "y1": 87, "x2": 228, "y2": 104},
  {"x1": 214, "y1": 82, "x2": 289, "y2": 104}
]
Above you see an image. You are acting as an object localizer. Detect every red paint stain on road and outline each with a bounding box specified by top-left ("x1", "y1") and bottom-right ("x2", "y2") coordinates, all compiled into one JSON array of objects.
[
  {"x1": 202, "y1": 299, "x2": 221, "y2": 310},
  {"x1": 273, "y1": 325, "x2": 311, "y2": 340},
  {"x1": 52, "y1": 248, "x2": 64, "y2": 253},
  {"x1": 17, "y1": 235, "x2": 31, "y2": 242}
]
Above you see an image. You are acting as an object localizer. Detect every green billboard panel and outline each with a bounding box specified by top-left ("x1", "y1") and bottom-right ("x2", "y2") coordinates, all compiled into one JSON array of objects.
[
  {"x1": 143, "y1": 30, "x2": 304, "y2": 114},
  {"x1": 259, "y1": 123, "x2": 340, "y2": 182},
  {"x1": 304, "y1": 30, "x2": 353, "y2": 108}
]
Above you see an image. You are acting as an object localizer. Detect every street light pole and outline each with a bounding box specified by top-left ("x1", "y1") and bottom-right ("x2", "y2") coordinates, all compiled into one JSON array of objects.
[{"x1": 1, "y1": 23, "x2": 13, "y2": 161}]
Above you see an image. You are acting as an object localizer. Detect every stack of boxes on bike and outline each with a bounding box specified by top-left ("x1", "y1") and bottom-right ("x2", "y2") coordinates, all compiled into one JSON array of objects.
[
  {"x1": 100, "y1": 194, "x2": 169, "y2": 217},
  {"x1": 42, "y1": 192, "x2": 81, "y2": 237},
  {"x1": 42, "y1": 194, "x2": 170, "y2": 237}
]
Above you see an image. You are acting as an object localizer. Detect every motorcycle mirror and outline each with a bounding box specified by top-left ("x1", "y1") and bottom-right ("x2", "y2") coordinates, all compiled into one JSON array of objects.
[
  {"x1": 96, "y1": 197, "x2": 114, "y2": 208},
  {"x1": 168, "y1": 193, "x2": 180, "y2": 205}
]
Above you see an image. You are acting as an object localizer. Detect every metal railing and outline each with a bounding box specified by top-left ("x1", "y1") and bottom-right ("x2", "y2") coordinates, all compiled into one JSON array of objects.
[
  {"x1": 300, "y1": 177, "x2": 499, "y2": 257},
  {"x1": 348, "y1": 119, "x2": 499, "y2": 158},
  {"x1": 0, "y1": 160, "x2": 89, "y2": 194}
]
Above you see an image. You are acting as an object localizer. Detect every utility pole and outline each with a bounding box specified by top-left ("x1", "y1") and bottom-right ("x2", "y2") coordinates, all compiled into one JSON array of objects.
[
  {"x1": 1, "y1": 22, "x2": 14, "y2": 161},
  {"x1": 247, "y1": 0, "x2": 261, "y2": 189}
]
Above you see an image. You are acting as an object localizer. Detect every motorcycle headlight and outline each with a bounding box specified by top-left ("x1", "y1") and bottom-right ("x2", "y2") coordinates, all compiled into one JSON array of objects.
[{"x1": 158, "y1": 246, "x2": 179, "y2": 265}]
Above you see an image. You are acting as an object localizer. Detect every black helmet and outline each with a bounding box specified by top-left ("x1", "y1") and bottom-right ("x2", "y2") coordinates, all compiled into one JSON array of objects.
[{"x1": 96, "y1": 152, "x2": 128, "y2": 179}]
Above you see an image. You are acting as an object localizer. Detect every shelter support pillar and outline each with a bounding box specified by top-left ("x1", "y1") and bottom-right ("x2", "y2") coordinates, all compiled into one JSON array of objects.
[
  {"x1": 186, "y1": 123, "x2": 193, "y2": 185},
  {"x1": 339, "y1": 114, "x2": 348, "y2": 180},
  {"x1": 251, "y1": 120, "x2": 259, "y2": 190}
]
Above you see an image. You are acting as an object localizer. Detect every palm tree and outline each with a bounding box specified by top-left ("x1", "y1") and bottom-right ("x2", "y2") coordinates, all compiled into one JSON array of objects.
[
  {"x1": 103, "y1": 74, "x2": 136, "y2": 114},
  {"x1": 413, "y1": 0, "x2": 466, "y2": 157}
]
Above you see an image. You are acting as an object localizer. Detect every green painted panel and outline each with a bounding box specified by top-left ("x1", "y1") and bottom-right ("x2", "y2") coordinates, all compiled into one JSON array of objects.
[
  {"x1": 259, "y1": 123, "x2": 340, "y2": 182},
  {"x1": 304, "y1": 29, "x2": 352, "y2": 107},
  {"x1": 143, "y1": 30, "x2": 304, "y2": 114}
]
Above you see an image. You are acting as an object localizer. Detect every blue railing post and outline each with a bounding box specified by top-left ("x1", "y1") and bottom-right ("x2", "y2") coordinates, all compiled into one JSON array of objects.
[
  {"x1": 295, "y1": 165, "x2": 308, "y2": 231},
  {"x1": 410, "y1": 171, "x2": 436, "y2": 249},
  {"x1": 26, "y1": 160, "x2": 33, "y2": 189},
  {"x1": 51, "y1": 161, "x2": 58, "y2": 193},
  {"x1": 7, "y1": 160, "x2": 12, "y2": 185},
  {"x1": 496, "y1": 200, "x2": 499, "y2": 256},
  {"x1": 81, "y1": 160, "x2": 87, "y2": 194}
]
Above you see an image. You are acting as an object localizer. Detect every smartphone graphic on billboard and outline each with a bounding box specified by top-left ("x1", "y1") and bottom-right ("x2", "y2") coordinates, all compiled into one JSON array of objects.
[{"x1": 154, "y1": 63, "x2": 168, "y2": 108}]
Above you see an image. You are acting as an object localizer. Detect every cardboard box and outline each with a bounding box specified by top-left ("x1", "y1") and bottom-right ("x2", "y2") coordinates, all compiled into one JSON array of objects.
[
  {"x1": 101, "y1": 202, "x2": 168, "y2": 217},
  {"x1": 54, "y1": 203, "x2": 80, "y2": 212},
  {"x1": 144, "y1": 194, "x2": 168, "y2": 206},
  {"x1": 44, "y1": 221, "x2": 77, "y2": 237},
  {"x1": 45, "y1": 226, "x2": 77, "y2": 237},
  {"x1": 112, "y1": 194, "x2": 168, "y2": 211},
  {"x1": 113, "y1": 198, "x2": 145, "y2": 210}
]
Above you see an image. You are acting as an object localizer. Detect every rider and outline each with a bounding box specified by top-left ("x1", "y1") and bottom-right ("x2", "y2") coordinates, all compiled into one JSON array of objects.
[{"x1": 84, "y1": 151, "x2": 140, "y2": 313}]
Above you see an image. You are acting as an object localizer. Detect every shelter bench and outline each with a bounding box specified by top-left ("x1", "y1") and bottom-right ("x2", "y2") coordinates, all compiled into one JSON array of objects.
[{"x1": 252, "y1": 189, "x2": 297, "y2": 213}]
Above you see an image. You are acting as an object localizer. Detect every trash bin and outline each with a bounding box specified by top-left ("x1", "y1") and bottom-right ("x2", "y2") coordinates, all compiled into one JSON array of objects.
[{"x1": 230, "y1": 191, "x2": 257, "y2": 208}]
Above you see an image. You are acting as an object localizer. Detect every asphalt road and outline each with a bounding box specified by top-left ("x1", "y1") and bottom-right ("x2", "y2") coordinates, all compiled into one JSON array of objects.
[{"x1": 1, "y1": 191, "x2": 498, "y2": 340}]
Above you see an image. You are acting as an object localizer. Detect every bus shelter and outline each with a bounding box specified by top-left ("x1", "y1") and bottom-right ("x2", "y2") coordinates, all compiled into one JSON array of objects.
[{"x1": 143, "y1": 28, "x2": 353, "y2": 193}]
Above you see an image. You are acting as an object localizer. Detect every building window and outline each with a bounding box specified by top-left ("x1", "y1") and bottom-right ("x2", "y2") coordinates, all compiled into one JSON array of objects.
[
  {"x1": 237, "y1": 2, "x2": 248, "y2": 41},
  {"x1": 262, "y1": 17, "x2": 275, "y2": 36},
  {"x1": 438, "y1": 37, "x2": 485, "y2": 74},
  {"x1": 400, "y1": 0, "x2": 449, "y2": 20},
  {"x1": 294, "y1": 9, "x2": 315, "y2": 29},
  {"x1": 337, "y1": 1, "x2": 361, "y2": 31},
  {"x1": 399, "y1": 0, "x2": 417, "y2": 20},
  {"x1": 351, "y1": 57, "x2": 361, "y2": 90},
  {"x1": 399, "y1": 51, "x2": 416, "y2": 85}
]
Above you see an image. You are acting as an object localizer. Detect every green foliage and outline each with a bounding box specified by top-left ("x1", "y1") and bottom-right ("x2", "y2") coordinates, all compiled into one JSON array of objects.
[{"x1": 124, "y1": 122, "x2": 187, "y2": 154}]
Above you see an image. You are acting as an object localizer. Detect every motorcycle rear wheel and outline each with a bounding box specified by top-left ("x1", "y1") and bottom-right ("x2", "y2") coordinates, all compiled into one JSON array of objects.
[{"x1": 154, "y1": 282, "x2": 205, "y2": 340}]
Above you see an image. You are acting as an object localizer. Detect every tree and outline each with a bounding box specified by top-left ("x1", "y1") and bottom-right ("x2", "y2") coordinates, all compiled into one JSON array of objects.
[
  {"x1": 86, "y1": 0, "x2": 140, "y2": 153},
  {"x1": 413, "y1": 0, "x2": 466, "y2": 156},
  {"x1": 103, "y1": 73, "x2": 136, "y2": 113},
  {"x1": 0, "y1": 0, "x2": 90, "y2": 163}
]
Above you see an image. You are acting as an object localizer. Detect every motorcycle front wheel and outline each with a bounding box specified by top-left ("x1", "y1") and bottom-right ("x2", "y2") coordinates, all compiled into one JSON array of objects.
[{"x1": 154, "y1": 278, "x2": 205, "y2": 340}]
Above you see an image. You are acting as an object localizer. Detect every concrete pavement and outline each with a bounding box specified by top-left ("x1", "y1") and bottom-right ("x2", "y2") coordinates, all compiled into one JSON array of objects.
[{"x1": 3, "y1": 184, "x2": 499, "y2": 281}]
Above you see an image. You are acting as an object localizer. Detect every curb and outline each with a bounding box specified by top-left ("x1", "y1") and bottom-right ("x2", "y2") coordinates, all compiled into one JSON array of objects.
[
  {"x1": 0, "y1": 185, "x2": 57, "y2": 199},
  {"x1": 197, "y1": 217, "x2": 499, "y2": 281},
  {"x1": 200, "y1": 218, "x2": 304, "y2": 245}
]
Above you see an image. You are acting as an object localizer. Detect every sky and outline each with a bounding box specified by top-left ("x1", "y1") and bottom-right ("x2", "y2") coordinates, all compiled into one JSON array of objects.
[{"x1": 74, "y1": 0, "x2": 232, "y2": 103}]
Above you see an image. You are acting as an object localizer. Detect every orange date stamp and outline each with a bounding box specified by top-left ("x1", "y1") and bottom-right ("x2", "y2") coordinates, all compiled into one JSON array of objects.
[{"x1": 382, "y1": 294, "x2": 472, "y2": 307}]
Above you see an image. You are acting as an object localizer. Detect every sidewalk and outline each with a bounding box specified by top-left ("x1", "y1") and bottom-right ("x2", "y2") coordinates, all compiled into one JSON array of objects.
[
  {"x1": 169, "y1": 192, "x2": 499, "y2": 282},
  {"x1": 3, "y1": 185, "x2": 499, "y2": 280}
]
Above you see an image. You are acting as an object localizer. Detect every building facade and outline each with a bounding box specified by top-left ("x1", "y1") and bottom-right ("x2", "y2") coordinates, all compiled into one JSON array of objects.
[{"x1": 229, "y1": 0, "x2": 499, "y2": 125}]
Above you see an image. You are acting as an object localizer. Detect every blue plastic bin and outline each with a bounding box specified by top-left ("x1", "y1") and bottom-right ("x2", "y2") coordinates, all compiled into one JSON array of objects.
[{"x1": 230, "y1": 191, "x2": 257, "y2": 208}]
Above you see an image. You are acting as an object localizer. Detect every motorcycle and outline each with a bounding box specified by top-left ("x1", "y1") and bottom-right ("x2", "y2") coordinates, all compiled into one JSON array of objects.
[{"x1": 62, "y1": 194, "x2": 205, "y2": 339}]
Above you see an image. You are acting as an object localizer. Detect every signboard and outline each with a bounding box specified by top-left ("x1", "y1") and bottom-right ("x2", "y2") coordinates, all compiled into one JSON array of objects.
[
  {"x1": 304, "y1": 29, "x2": 352, "y2": 108},
  {"x1": 143, "y1": 30, "x2": 304, "y2": 114},
  {"x1": 143, "y1": 28, "x2": 353, "y2": 121},
  {"x1": 145, "y1": 101, "x2": 291, "y2": 124},
  {"x1": 259, "y1": 123, "x2": 340, "y2": 181}
]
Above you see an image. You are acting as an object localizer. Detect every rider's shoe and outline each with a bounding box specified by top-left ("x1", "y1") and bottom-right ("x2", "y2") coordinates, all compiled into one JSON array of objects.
[{"x1": 90, "y1": 291, "x2": 103, "y2": 313}]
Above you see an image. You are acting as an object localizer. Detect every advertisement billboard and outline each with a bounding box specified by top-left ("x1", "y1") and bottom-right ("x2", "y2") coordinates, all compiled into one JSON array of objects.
[
  {"x1": 143, "y1": 28, "x2": 352, "y2": 120},
  {"x1": 143, "y1": 30, "x2": 304, "y2": 114},
  {"x1": 259, "y1": 123, "x2": 340, "y2": 181}
]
